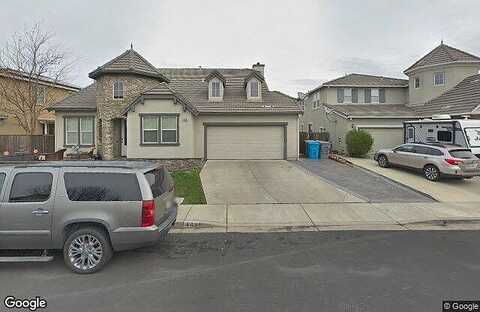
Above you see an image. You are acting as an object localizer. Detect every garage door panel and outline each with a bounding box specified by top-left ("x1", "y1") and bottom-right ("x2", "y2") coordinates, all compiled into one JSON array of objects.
[
  {"x1": 362, "y1": 128, "x2": 403, "y2": 154},
  {"x1": 207, "y1": 126, "x2": 284, "y2": 159}
]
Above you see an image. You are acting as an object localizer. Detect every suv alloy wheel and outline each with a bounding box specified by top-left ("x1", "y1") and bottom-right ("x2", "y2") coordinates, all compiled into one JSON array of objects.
[
  {"x1": 423, "y1": 164, "x2": 440, "y2": 182},
  {"x1": 63, "y1": 227, "x2": 112, "y2": 274}
]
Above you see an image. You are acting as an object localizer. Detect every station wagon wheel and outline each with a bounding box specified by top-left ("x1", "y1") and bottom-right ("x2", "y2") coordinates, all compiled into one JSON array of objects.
[
  {"x1": 377, "y1": 155, "x2": 389, "y2": 168},
  {"x1": 423, "y1": 165, "x2": 440, "y2": 182},
  {"x1": 63, "y1": 227, "x2": 112, "y2": 274}
]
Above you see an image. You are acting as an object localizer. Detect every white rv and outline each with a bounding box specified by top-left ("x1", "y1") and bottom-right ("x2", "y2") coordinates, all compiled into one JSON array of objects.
[{"x1": 403, "y1": 116, "x2": 480, "y2": 157}]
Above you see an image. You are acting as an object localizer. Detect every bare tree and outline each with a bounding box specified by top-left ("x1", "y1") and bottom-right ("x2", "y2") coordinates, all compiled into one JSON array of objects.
[{"x1": 0, "y1": 23, "x2": 74, "y2": 135}]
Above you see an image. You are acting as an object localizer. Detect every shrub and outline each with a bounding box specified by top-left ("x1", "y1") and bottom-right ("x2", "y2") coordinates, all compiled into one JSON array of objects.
[{"x1": 346, "y1": 129, "x2": 373, "y2": 157}]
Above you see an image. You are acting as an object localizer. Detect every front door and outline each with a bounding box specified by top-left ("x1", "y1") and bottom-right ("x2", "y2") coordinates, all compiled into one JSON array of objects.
[
  {"x1": 121, "y1": 119, "x2": 127, "y2": 157},
  {"x1": 112, "y1": 119, "x2": 123, "y2": 158},
  {"x1": 0, "y1": 168, "x2": 57, "y2": 249}
]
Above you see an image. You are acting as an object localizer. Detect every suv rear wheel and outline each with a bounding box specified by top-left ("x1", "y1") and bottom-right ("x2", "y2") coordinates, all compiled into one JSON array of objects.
[
  {"x1": 377, "y1": 154, "x2": 389, "y2": 168},
  {"x1": 423, "y1": 164, "x2": 440, "y2": 182},
  {"x1": 63, "y1": 227, "x2": 112, "y2": 274}
]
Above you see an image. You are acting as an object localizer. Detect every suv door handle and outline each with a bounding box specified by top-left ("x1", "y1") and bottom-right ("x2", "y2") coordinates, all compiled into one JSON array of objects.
[{"x1": 32, "y1": 209, "x2": 49, "y2": 216}]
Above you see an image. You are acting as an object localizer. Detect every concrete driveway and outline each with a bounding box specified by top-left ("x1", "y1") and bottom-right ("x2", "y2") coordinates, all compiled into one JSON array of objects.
[
  {"x1": 347, "y1": 157, "x2": 480, "y2": 202},
  {"x1": 200, "y1": 160, "x2": 364, "y2": 204}
]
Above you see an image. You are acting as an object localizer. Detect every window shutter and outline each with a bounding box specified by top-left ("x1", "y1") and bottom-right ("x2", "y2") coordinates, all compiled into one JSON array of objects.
[
  {"x1": 364, "y1": 88, "x2": 371, "y2": 103},
  {"x1": 337, "y1": 88, "x2": 344, "y2": 103},
  {"x1": 379, "y1": 88, "x2": 386, "y2": 103},
  {"x1": 352, "y1": 88, "x2": 358, "y2": 103}
]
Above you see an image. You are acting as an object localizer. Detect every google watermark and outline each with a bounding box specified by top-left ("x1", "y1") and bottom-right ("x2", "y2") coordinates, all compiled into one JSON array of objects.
[
  {"x1": 443, "y1": 301, "x2": 480, "y2": 312},
  {"x1": 4, "y1": 296, "x2": 47, "y2": 311}
]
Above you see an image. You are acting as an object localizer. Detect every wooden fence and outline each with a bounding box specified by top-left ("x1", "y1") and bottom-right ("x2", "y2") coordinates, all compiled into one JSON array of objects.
[
  {"x1": 0, "y1": 135, "x2": 55, "y2": 155},
  {"x1": 299, "y1": 131, "x2": 330, "y2": 155}
]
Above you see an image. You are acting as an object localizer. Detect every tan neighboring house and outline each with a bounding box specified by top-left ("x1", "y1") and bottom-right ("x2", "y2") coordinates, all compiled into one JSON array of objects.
[
  {"x1": 50, "y1": 48, "x2": 301, "y2": 160},
  {"x1": 0, "y1": 69, "x2": 80, "y2": 135},
  {"x1": 301, "y1": 42, "x2": 480, "y2": 153}
]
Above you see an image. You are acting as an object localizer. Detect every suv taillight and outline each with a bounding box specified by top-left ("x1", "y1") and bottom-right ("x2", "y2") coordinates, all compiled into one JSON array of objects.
[
  {"x1": 142, "y1": 200, "x2": 155, "y2": 227},
  {"x1": 445, "y1": 158, "x2": 463, "y2": 166}
]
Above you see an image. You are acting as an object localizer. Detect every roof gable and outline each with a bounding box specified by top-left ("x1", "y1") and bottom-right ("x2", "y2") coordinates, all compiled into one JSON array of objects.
[
  {"x1": 404, "y1": 43, "x2": 480, "y2": 74},
  {"x1": 88, "y1": 48, "x2": 170, "y2": 81},
  {"x1": 243, "y1": 70, "x2": 265, "y2": 88},
  {"x1": 205, "y1": 70, "x2": 226, "y2": 85},
  {"x1": 49, "y1": 83, "x2": 97, "y2": 111}
]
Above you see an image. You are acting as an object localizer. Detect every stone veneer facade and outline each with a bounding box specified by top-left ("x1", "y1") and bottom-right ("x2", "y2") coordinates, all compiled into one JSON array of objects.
[{"x1": 95, "y1": 74, "x2": 161, "y2": 159}]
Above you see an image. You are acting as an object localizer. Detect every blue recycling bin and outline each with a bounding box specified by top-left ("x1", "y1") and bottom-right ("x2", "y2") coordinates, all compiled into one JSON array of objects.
[{"x1": 307, "y1": 140, "x2": 320, "y2": 160}]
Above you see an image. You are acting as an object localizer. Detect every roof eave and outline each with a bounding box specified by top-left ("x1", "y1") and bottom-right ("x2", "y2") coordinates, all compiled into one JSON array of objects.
[
  {"x1": 88, "y1": 69, "x2": 170, "y2": 82},
  {"x1": 404, "y1": 60, "x2": 480, "y2": 75}
]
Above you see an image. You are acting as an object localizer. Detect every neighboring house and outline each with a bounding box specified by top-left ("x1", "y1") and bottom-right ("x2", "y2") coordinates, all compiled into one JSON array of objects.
[
  {"x1": 0, "y1": 69, "x2": 80, "y2": 135},
  {"x1": 301, "y1": 42, "x2": 480, "y2": 154},
  {"x1": 50, "y1": 48, "x2": 301, "y2": 160}
]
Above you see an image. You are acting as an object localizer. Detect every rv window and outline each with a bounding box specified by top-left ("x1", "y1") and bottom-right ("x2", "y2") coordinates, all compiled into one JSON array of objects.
[
  {"x1": 464, "y1": 128, "x2": 480, "y2": 148},
  {"x1": 407, "y1": 127, "x2": 414, "y2": 140},
  {"x1": 437, "y1": 131, "x2": 452, "y2": 142}
]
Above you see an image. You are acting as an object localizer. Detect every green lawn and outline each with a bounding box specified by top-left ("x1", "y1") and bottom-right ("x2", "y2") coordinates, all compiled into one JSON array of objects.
[{"x1": 171, "y1": 168, "x2": 207, "y2": 204}]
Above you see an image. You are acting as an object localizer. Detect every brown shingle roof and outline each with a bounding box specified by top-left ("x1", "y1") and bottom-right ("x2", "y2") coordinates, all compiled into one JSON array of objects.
[
  {"x1": 324, "y1": 103, "x2": 417, "y2": 118},
  {"x1": 88, "y1": 48, "x2": 170, "y2": 81},
  {"x1": 156, "y1": 68, "x2": 301, "y2": 114},
  {"x1": 404, "y1": 43, "x2": 480, "y2": 74},
  {"x1": 412, "y1": 74, "x2": 480, "y2": 117},
  {"x1": 308, "y1": 74, "x2": 408, "y2": 95},
  {"x1": 49, "y1": 83, "x2": 97, "y2": 111}
]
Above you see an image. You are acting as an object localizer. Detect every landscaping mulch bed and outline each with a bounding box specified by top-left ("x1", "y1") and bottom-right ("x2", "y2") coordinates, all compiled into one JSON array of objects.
[{"x1": 151, "y1": 159, "x2": 205, "y2": 172}]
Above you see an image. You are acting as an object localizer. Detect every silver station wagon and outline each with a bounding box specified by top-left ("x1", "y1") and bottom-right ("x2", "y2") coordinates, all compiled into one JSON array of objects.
[
  {"x1": 0, "y1": 161, "x2": 177, "y2": 274},
  {"x1": 374, "y1": 143, "x2": 480, "y2": 181}
]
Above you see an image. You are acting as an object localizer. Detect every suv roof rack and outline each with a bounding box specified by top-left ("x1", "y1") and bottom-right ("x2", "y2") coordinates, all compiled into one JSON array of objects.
[{"x1": 412, "y1": 142, "x2": 463, "y2": 148}]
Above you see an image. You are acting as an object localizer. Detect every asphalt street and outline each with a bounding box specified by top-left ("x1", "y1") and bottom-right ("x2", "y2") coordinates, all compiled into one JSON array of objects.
[{"x1": 1, "y1": 231, "x2": 479, "y2": 312}]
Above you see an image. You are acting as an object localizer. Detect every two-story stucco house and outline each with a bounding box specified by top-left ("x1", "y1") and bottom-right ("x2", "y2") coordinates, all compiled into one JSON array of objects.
[
  {"x1": 50, "y1": 48, "x2": 301, "y2": 160},
  {"x1": 301, "y1": 42, "x2": 480, "y2": 154}
]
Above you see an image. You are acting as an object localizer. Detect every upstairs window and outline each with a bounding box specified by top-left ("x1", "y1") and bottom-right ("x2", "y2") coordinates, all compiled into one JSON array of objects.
[
  {"x1": 250, "y1": 80, "x2": 259, "y2": 97},
  {"x1": 35, "y1": 86, "x2": 46, "y2": 104},
  {"x1": 371, "y1": 88, "x2": 380, "y2": 103},
  {"x1": 343, "y1": 88, "x2": 352, "y2": 103},
  {"x1": 113, "y1": 81, "x2": 124, "y2": 99},
  {"x1": 312, "y1": 92, "x2": 320, "y2": 109},
  {"x1": 211, "y1": 81, "x2": 221, "y2": 97},
  {"x1": 434, "y1": 72, "x2": 445, "y2": 86},
  {"x1": 414, "y1": 77, "x2": 421, "y2": 89}
]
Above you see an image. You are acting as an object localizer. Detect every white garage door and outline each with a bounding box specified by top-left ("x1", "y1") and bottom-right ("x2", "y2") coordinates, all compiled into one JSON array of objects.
[
  {"x1": 361, "y1": 127, "x2": 403, "y2": 155},
  {"x1": 206, "y1": 126, "x2": 284, "y2": 159}
]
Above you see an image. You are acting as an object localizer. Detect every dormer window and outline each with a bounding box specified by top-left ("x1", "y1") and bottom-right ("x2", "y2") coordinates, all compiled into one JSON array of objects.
[
  {"x1": 211, "y1": 80, "x2": 221, "y2": 98},
  {"x1": 250, "y1": 80, "x2": 259, "y2": 97},
  {"x1": 113, "y1": 81, "x2": 124, "y2": 99}
]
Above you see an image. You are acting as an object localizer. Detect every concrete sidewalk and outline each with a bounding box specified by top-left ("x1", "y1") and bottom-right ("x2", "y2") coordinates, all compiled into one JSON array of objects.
[{"x1": 172, "y1": 201, "x2": 480, "y2": 233}]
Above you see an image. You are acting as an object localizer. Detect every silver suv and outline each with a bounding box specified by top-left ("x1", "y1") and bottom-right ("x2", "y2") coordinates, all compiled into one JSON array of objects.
[
  {"x1": 374, "y1": 143, "x2": 480, "y2": 181},
  {"x1": 0, "y1": 161, "x2": 177, "y2": 274}
]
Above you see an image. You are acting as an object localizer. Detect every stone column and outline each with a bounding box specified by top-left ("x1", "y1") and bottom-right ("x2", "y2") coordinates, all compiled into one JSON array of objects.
[{"x1": 102, "y1": 118, "x2": 114, "y2": 160}]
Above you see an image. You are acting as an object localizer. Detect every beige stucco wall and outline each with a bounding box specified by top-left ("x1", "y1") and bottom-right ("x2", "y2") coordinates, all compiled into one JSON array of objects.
[
  {"x1": 125, "y1": 97, "x2": 299, "y2": 159},
  {"x1": 407, "y1": 63, "x2": 480, "y2": 107},
  {"x1": 54, "y1": 111, "x2": 98, "y2": 154},
  {"x1": 0, "y1": 76, "x2": 76, "y2": 135},
  {"x1": 126, "y1": 98, "x2": 195, "y2": 159}
]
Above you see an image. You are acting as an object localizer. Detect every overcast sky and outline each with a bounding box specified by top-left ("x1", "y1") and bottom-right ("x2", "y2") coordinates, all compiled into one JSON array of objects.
[{"x1": 1, "y1": 0, "x2": 479, "y2": 96}]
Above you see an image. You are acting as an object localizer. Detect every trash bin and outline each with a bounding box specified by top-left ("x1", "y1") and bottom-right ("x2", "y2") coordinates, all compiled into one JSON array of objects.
[
  {"x1": 304, "y1": 140, "x2": 313, "y2": 157},
  {"x1": 318, "y1": 141, "x2": 331, "y2": 159},
  {"x1": 307, "y1": 140, "x2": 320, "y2": 160}
]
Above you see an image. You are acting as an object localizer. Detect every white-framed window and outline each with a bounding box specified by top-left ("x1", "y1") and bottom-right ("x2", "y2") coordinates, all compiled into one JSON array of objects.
[
  {"x1": 35, "y1": 85, "x2": 46, "y2": 104},
  {"x1": 312, "y1": 92, "x2": 320, "y2": 109},
  {"x1": 414, "y1": 77, "x2": 421, "y2": 89},
  {"x1": 113, "y1": 81, "x2": 124, "y2": 99},
  {"x1": 434, "y1": 72, "x2": 445, "y2": 86},
  {"x1": 371, "y1": 88, "x2": 380, "y2": 103},
  {"x1": 250, "y1": 80, "x2": 259, "y2": 97},
  {"x1": 344, "y1": 88, "x2": 352, "y2": 103},
  {"x1": 65, "y1": 116, "x2": 95, "y2": 146},
  {"x1": 211, "y1": 81, "x2": 221, "y2": 98},
  {"x1": 141, "y1": 115, "x2": 178, "y2": 144}
]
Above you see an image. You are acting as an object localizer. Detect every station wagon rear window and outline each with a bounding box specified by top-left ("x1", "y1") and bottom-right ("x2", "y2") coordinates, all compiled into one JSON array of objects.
[
  {"x1": 449, "y1": 149, "x2": 476, "y2": 159},
  {"x1": 64, "y1": 173, "x2": 142, "y2": 201},
  {"x1": 9, "y1": 173, "x2": 53, "y2": 202}
]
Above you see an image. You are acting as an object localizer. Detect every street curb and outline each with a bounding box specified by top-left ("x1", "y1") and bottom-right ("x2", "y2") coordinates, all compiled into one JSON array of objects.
[{"x1": 334, "y1": 155, "x2": 438, "y2": 202}]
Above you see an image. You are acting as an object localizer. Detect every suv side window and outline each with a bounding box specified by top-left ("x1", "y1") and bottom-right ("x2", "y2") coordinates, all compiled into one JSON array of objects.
[
  {"x1": 0, "y1": 173, "x2": 6, "y2": 192},
  {"x1": 396, "y1": 145, "x2": 415, "y2": 153},
  {"x1": 9, "y1": 172, "x2": 53, "y2": 202},
  {"x1": 64, "y1": 173, "x2": 142, "y2": 201},
  {"x1": 415, "y1": 146, "x2": 444, "y2": 156},
  {"x1": 427, "y1": 147, "x2": 443, "y2": 156}
]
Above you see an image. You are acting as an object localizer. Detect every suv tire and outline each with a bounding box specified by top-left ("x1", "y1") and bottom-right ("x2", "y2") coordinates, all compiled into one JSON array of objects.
[
  {"x1": 63, "y1": 227, "x2": 112, "y2": 274},
  {"x1": 423, "y1": 164, "x2": 440, "y2": 182},
  {"x1": 377, "y1": 154, "x2": 390, "y2": 168}
]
